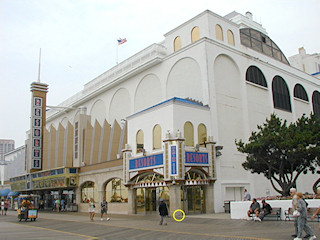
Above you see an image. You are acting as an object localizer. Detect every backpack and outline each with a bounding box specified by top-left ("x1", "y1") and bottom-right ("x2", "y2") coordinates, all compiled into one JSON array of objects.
[{"x1": 303, "y1": 198, "x2": 309, "y2": 207}]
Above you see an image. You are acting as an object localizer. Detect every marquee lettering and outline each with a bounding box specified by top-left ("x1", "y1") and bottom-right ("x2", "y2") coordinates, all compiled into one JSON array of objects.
[{"x1": 185, "y1": 152, "x2": 209, "y2": 164}]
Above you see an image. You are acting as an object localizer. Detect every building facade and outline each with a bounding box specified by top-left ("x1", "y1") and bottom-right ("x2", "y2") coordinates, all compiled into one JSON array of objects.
[
  {"x1": 289, "y1": 47, "x2": 320, "y2": 78},
  {"x1": 0, "y1": 139, "x2": 15, "y2": 161},
  {"x1": 10, "y1": 10, "x2": 320, "y2": 214}
]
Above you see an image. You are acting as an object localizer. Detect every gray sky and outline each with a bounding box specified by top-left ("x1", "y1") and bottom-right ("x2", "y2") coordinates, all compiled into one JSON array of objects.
[{"x1": 1, "y1": 0, "x2": 319, "y2": 147}]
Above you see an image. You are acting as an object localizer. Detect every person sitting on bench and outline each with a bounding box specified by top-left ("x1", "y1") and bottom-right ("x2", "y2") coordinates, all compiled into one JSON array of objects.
[
  {"x1": 259, "y1": 199, "x2": 272, "y2": 220},
  {"x1": 247, "y1": 198, "x2": 261, "y2": 221}
]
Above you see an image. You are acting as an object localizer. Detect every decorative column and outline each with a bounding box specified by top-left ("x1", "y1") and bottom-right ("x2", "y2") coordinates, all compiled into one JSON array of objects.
[
  {"x1": 122, "y1": 144, "x2": 135, "y2": 214},
  {"x1": 127, "y1": 187, "x2": 136, "y2": 214},
  {"x1": 73, "y1": 106, "x2": 90, "y2": 167},
  {"x1": 164, "y1": 129, "x2": 185, "y2": 215},
  {"x1": 205, "y1": 136, "x2": 216, "y2": 213},
  {"x1": 169, "y1": 184, "x2": 181, "y2": 215},
  {"x1": 206, "y1": 136, "x2": 216, "y2": 179}
]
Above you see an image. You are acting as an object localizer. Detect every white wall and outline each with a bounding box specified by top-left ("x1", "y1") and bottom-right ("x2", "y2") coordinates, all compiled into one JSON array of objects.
[{"x1": 231, "y1": 199, "x2": 320, "y2": 220}]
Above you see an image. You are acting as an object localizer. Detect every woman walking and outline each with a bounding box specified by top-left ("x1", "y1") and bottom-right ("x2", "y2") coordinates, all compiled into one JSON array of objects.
[
  {"x1": 294, "y1": 192, "x2": 316, "y2": 240},
  {"x1": 88, "y1": 198, "x2": 95, "y2": 221},
  {"x1": 4, "y1": 199, "x2": 9, "y2": 215}
]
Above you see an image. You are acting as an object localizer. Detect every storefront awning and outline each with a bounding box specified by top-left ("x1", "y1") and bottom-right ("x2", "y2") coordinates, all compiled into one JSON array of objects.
[
  {"x1": 8, "y1": 191, "x2": 20, "y2": 197},
  {"x1": 0, "y1": 188, "x2": 10, "y2": 196}
]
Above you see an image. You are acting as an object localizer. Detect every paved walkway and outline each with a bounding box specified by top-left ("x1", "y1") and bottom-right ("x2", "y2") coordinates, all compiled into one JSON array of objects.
[{"x1": 0, "y1": 210, "x2": 319, "y2": 240}]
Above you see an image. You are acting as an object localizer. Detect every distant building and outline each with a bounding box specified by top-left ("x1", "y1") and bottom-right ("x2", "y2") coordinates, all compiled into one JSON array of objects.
[
  {"x1": 289, "y1": 47, "x2": 320, "y2": 78},
  {"x1": 3, "y1": 146, "x2": 26, "y2": 183},
  {"x1": 0, "y1": 139, "x2": 15, "y2": 161}
]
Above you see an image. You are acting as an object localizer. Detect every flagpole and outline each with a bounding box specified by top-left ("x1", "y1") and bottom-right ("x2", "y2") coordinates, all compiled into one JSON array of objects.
[
  {"x1": 38, "y1": 48, "x2": 42, "y2": 83},
  {"x1": 116, "y1": 41, "x2": 118, "y2": 65}
]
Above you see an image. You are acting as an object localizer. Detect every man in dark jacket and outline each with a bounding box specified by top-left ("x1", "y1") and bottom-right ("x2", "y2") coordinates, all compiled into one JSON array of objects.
[
  {"x1": 260, "y1": 199, "x2": 272, "y2": 220},
  {"x1": 159, "y1": 198, "x2": 168, "y2": 225}
]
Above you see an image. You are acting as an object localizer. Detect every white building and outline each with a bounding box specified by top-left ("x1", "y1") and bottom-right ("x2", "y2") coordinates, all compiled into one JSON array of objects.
[
  {"x1": 11, "y1": 10, "x2": 320, "y2": 214},
  {"x1": 289, "y1": 47, "x2": 320, "y2": 78},
  {"x1": 3, "y1": 146, "x2": 26, "y2": 183},
  {"x1": 0, "y1": 139, "x2": 15, "y2": 161}
]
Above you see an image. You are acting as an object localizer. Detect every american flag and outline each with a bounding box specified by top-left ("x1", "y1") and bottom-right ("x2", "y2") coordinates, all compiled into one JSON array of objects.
[{"x1": 117, "y1": 38, "x2": 127, "y2": 45}]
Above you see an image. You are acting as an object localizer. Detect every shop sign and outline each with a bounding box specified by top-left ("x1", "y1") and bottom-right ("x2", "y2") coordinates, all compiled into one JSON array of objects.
[
  {"x1": 51, "y1": 191, "x2": 59, "y2": 195},
  {"x1": 63, "y1": 190, "x2": 74, "y2": 195},
  {"x1": 185, "y1": 152, "x2": 209, "y2": 165},
  {"x1": 129, "y1": 154, "x2": 163, "y2": 170}
]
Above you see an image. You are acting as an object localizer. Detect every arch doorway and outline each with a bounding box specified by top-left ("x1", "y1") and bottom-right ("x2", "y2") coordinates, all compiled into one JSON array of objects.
[
  {"x1": 182, "y1": 169, "x2": 208, "y2": 214},
  {"x1": 134, "y1": 173, "x2": 169, "y2": 214}
]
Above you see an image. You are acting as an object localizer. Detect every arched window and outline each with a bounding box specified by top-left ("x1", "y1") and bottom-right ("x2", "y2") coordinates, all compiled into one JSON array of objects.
[
  {"x1": 294, "y1": 84, "x2": 309, "y2": 101},
  {"x1": 136, "y1": 129, "x2": 144, "y2": 153},
  {"x1": 105, "y1": 178, "x2": 128, "y2": 203},
  {"x1": 246, "y1": 66, "x2": 267, "y2": 87},
  {"x1": 191, "y1": 26, "x2": 200, "y2": 43},
  {"x1": 174, "y1": 36, "x2": 182, "y2": 52},
  {"x1": 272, "y1": 76, "x2": 292, "y2": 112},
  {"x1": 240, "y1": 28, "x2": 289, "y2": 65},
  {"x1": 184, "y1": 121, "x2": 194, "y2": 147},
  {"x1": 81, "y1": 181, "x2": 96, "y2": 203},
  {"x1": 153, "y1": 124, "x2": 162, "y2": 150},
  {"x1": 198, "y1": 124, "x2": 207, "y2": 146},
  {"x1": 227, "y1": 30, "x2": 235, "y2": 46},
  {"x1": 312, "y1": 91, "x2": 320, "y2": 116},
  {"x1": 215, "y1": 24, "x2": 223, "y2": 41}
]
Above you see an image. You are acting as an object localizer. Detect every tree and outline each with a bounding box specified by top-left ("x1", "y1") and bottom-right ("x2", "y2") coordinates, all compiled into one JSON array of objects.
[{"x1": 235, "y1": 113, "x2": 320, "y2": 196}]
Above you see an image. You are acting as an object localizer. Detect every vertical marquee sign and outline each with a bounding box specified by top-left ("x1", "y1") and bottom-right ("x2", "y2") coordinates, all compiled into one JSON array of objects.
[
  {"x1": 30, "y1": 82, "x2": 48, "y2": 170},
  {"x1": 171, "y1": 145, "x2": 178, "y2": 176}
]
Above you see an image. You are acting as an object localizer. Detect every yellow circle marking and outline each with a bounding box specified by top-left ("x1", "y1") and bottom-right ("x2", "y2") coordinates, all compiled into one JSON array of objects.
[{"x1": 173, "y1": 209, "x2": 185, "y2": 222}]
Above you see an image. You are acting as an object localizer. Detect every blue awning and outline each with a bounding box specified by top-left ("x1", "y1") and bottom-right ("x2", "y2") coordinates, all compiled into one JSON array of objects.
[
  {"x1": 8, "y1": 191, "x2": 20, "y2": 197},
  {"x1": 0, "y1": 188, "x2": 10, "y2": 196}
]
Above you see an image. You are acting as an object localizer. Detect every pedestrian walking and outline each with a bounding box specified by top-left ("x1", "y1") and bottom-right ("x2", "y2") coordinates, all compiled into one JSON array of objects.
[
  {"x1": 56, "y1": 199, "x2": 60, "y2": 213},
  {"x1": 61, "y1": 199, "x2": 65, "y2": 212},
  {"x1": 89, "y1": 198, "x2": 95, "y2": 221},
  {"x1": 100, "y1": 197, "x2": 110, "y2": 221},
  {"x1": 1, "y1": 199, "x2": 5, "y2": 215},
  {"x1": 4, "y1": 199, "x2": 9, "y2": 215},
  {"x1": 243, "y1": 189, "x2": 251, "y2": 201},
  {"x1": 159, "y1": 198, "x2": 168, "y2": 225},
  {"x1": 293, "y1": 192, "x2": 316, "y2": 240},
  {"x1": 290, "y1": 188, "x2": 299, "y2": 238}
]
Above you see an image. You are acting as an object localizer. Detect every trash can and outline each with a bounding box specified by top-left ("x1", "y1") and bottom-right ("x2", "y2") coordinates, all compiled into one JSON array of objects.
[
  {"x1": 224, "y1": 201, "x2": 231, "y2": 213},
  {"x1": 71, "y1": 203, "x2": 78, "y2": 212}
]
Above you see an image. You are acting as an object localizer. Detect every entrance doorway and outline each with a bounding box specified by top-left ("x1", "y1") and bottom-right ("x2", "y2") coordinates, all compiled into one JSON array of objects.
[
  {"x1": 182, "y1": 186, "x2": 205, "y2": 214},
  {"x1": 136, "y1": 187, "x2": 169, "y2": 214}
]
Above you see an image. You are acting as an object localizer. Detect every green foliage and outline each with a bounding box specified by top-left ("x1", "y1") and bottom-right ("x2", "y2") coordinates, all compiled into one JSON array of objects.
[{"x1": 236, "y1": 113, "x2": 320, "y2": 196}]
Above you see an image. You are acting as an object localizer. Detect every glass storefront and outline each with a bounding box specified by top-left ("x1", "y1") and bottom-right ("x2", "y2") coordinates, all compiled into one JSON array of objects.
[
  {"x1": 136, "y1": 186, "x2": 169, "y2": 214},
  {"x1": 182, "y1": 186, "x2": 205, "y2": 214}
]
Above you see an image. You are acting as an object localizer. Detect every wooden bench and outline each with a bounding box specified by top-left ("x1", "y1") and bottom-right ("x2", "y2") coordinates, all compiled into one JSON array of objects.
[
  {"x1": 249, "y1": 207, "x2": 281, "y2": 221},
  {"x1": 285, "y1": 207, "x2": 320, "y2": 222},
  {"x1": 261, "y1": 207, "x2": 281, "y2": 221},
  {"x1": 284, "y1": 207, "x2": 293, "y2": 221}
]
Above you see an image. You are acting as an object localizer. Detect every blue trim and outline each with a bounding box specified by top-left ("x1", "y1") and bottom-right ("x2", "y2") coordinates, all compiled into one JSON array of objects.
[
  {"x1": 312, "y1": 72, "x2": 320, "y2": 76},
  {"x1": 128, "y1": 97, "x2": 207, "y2": 118},
  {"x1": 8, "y1": 191, "x2": 20, "y2": 197}
]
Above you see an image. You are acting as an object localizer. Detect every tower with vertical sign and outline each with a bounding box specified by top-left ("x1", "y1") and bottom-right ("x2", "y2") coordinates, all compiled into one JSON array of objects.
[{"x1": 30, "y1": 82, "x2": 48, "y2": 171}]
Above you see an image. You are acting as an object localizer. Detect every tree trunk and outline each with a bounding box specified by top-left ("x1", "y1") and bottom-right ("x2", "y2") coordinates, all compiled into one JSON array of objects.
[{"x1": 313, "y1": 178, "x2": 320, "y2": 194}]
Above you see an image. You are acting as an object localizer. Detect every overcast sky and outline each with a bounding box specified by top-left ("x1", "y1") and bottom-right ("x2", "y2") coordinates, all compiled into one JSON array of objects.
[{"x1": 1, "y1": 0, "x2": 319, "y2": 147}]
